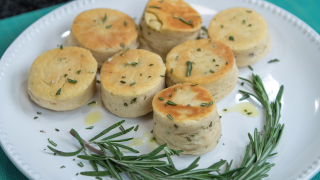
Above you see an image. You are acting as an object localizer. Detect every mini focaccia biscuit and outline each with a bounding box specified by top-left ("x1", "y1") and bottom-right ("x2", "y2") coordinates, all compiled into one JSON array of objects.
[
  {"x1": 166, "y1": 39, "x2": 238, "y2": 102},
  {"x1": 28, "y1": 47, "x2": 97, "y2": 111},
  {"x1": 208, "y1": 7, "x2": 272, "y2": 67},
  {"x1": 138, "y1": 0, "x2": 202, "y2": 59},
  {"x1": 69, "y1": 8, "x2": 139, "y2": 68},
  {"x1": 152, "y1": 83, "x2": 221, "y2": 155},
  {"x1": 100, "y1": 49, "x2": 166, "y2": 118}
]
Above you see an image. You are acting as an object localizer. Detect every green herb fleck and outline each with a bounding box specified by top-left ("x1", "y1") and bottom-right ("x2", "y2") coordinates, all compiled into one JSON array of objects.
[
  {"x1": 122, "y1": 76, "x2": 126, "y2": 78},
  {"x1": 127, "y1": 62, "x2": 138, "y2": 66},
  {"x1": 89, "y1": 71, "x2": 94, "y2": 73},
  {"x1": 246, "y1": 10, "x2": 252, "y2": 13},
  {"x1": 219, "y1": 116, "x2": 222, "y2": 118},
  {"x1": 209, "y1": 121, "x2": 212, "y2": 127},
  {"x1": 167, "y1": 100, "x2": 177, "y2": 106},
  {"x1": 197, "y1": 48, "x2": 201, "y2": 51},
  {"x1": 77, "y1": 70, "x2": 81, "y2": 74},
  {"x1": 97, "y1": 80, "x2": 100, "y2": 83},
  {"x1": 268, "y1": 59, "x2": 280, "y2": 63},
  {"x1": 169, "y1": 94, "x2": 172, "y2": 97},
  {"x1": 187, "y1": 137, "x2": 191, "y2": 142},
  {"x1": 174, "y1": 88, "x2": 177, "y2": 91},
  {"x1": 124, "y1": 21, "x2": 127, "y2": 26},
  {"x1": 223, "y1": 109, "x2": 227, "y2": 111},
  {"x1": 120, "y1": 43, "x2": 125, "y2": 48},
  {"x1": 86, "y1": 126, "x2": 94, "y2": 129},
  {"x1": 120, "y1": 80, "x2": 126, "y2": 84},
  {"x1": 131, "y1": 98, "x2": 137, "y2": 104},
  {"x1": 64, "y1": 74, "x2": 67, "y2": 77},
  {"x1": 121, "y1": 48, "x2": 129, "y2": 56},
  {"x1": 67, "y1": 78, "x2": 77, "y2": 84},
  {"x1": 167, "y1": 114, "x2": 173, "y2": 120},
  {"x1": 37, "y1": 112, "x2": 41, "y2": 115},
  {"x1": 213, "y1": 59, "x2": 216, "y2": 62},
  {"x1": 106, "y1": 25, "x2": 112, "y2": 28},
  {"x1": 160, "y1": 75, "x2": 165, "y2": 77},
  {"x1": 221, "y1": 25, "x2": 224, "y2": 28},
  {"x1": 170, "y1": 68, "x2": 173, "y2": 74},
  {"x1": 60, "y1": 45, "x2": 63, "y2": 49},
  {"x1": 149, "y1": 6, "x2": 162, "y2": 9},
  {"x1": 186, "y1": 61, "x2": 192, "y2": 77},
  {"x1": 134, "y1": 125, "x2": 139, "y2": 131},
  {"x1": 34, "y1": 116, "x2": 38, "y2": 119},
  {"x1": 158, "y1": 97, "x2": 164, "y2": 101},
  {"x1": 55, "y1": 128, "x2": 59, "y2": 132},
  {"x1": 102, "y1": 14, "x2": 107, "y2": 23},
  {"x1": 210, "y1": 69, "x2": 215, "y2": 73},
  {"x1": 200, "y1": 103, "x2": 207, "y2": 107},
  {"x1": 179, "y1": 17, "x2": 194, "y2": 27},
  {"x1": 191, "y1": 84, "x2": 198, "y2": 86},
  {"x1": 77, "y1": 162, "x2": 84, "y2": 167},
  {"x1": 124, "y1": 103, "x2": 128, "y2": 106},
  {"x1": 174, "y1": 124, "x2": 178, "y2": 128},
  {"x1": 216, "y1": 64, "x2": 219, "y2": 66},
  {"x1": 243, "y1": 20, "x2": 246, "y2": 24},
  {"x1": 226, "y1": 62, "x2": 228, "y2": 65},
  {"x1": 248, "y1": 65, "x2": 254, "y2": 71},
  {"x1": 208, "y1": 101, "x2": 213, "y2": 108},
  {"x1": 48, "y1": 139, "x2": 57, "y2": 147},
  {"x1": 247, "y1": 112, "x2": 252, "y2": 115},
  {"x1": 130, "y1": 82, "x2": 136, "y2": 86},
  {"x1": 229, "y1": 36, "x2": 234, "y2": 41},
  {"x1": 241, "y1": 82, "x2": 244, "y2": 86},
  {"x1": 60, "y1": 166, "x2": 65, "y2": 169},
  {"x1": 248, "y1": 24, "x2": 252, "y2": 27},
  {"x1": 56, "y1": 88, "x2": 61, "y2": 95},
  {"x1": 149, "y1": 64, "x2": 154, "y2": 66}
]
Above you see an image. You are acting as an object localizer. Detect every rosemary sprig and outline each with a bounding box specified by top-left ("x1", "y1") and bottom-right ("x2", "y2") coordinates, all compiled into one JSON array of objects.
[
  {"x1": 179, "y1": 17, "x2": 194, "y2": 27},
  {"x1": 121, "y1": 48, "x2": 129, "y2": 56}
]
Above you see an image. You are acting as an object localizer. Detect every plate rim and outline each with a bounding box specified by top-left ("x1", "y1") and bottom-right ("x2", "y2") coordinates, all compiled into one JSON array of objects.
[{"x1": 0, "y1": 0, "x2": 319, "y2": 179}]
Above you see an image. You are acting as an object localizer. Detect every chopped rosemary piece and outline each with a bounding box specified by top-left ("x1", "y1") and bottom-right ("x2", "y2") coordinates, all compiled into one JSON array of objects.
[
  {"x1": 174, "y1": 88, "x2": 177, "y2": 91},
  {"x1": 97, "y1": 80, "x2": 100, "y2": 83},
  {"x1": 78, "y1": 162, "x2": 84, "y2": 167},
  {"x1": 223, "y1": 109, "x2": 227, "y2": 111},
  {"x1": 122, "y1": 76, "x2": 126, "y2": 78},
  {"x1": 241, "y1": 82, "x2": 244, "y2": 86},
  {"x1": 174, "y1": 124, "x2": 178, "y2": 128},
  {"x1": 249, "y1": 24, "x2": 252, "y2": 27},
  {"x1": 134, "y1": 125, "x2": 139, "y2": 131},
  {"x1": 170, "y1": 68, "x2": 173, "y2": 74},
  {"x1": 130, "y1": 82, "x2": 136, "y2": 86},
  {"x1": 124, "y1": 103, "x2": 128, "y2": 106},
  {"x1": 167, "y1": 114, "x2": 173, "y2": 120},
  {"x1": 201, "y1": 26, "x2": 208, "y2": 33},
  {"x1": 221, "y1": 24, "x2": 224, "y2": 28},
  {"x1": 207, "y1": 101, "x2": 213, "y2": 108},
  {"x1": 60, "y1": 166, "x2": 65, "y2": 168},
  {"x1": 242, "y1": 20, "x2": 246, "y2": 24},
  {"x1": 120, "y1": 43, "x2": 125, "y2": 48},
  {"x1": 226, "y1": 62, "x2": 228, "y2": 65},
  {"x1": 197, "y1": 48, "x2": 201, "y2": 51},
  {"x1": 124, "y1": 21, "x2": 127, "y2": 26},
  {"x1": 34, "y1": 116, "x2": 38, "y2": 119},
  {"x1": 160, "y1": 75, "x2": 165, "y2": 77},
  {"x1": 210, "y1": 69, "x2": 215, "y2": 73},
  {"x1": 149, "y1": 64, "x2": 154, "y2": 66},
  {"x1": 56, "y1": 88, "x2": 61, "y2": 95},
  {"x1": 64, "y1": 74, "x2": 67, "y2": 77},
  {"x1": 106, "y1": 25, "x2": 112, "y2": 28},
  {"x1": 229, "y1": 36, "x2": 234, "y2": 41},
  {"x1": 158, "y1": 97, "x2": 164, "y2": 101},
  {"x1": 77, "y1": 70, "x2": 81, "y2": 74},
  {"x1": 48, "y1": 139, "x2": 57, "y2": 147},
  {"x1": 191, "y1": 84, "x2": 198, "y2": 86},
  {"x1": 131, "y1": 98, "x2": 137, "y2": 104},
  {"x1": 120, "y1": 80, "x2": 126, "y2": 84},
  {"x1": 60, "y1": 45, "x2": 63, "y2": 49},
  {"x1": 55, "y1": 128, "x2": 59, "y2": 132},
  {"x1": 37, "y1": 112, "x2": 41, "y2": 115},
  {"x1": 179, "y1": 17, "x2": 194, "y2": 27},
  {"x1": 67, "y1": 78, "x2": 77, "y2": 84},
  {"x1": 121, "y1": 48, "x2": 129, "y2": 56},
  {"x1": 127, "y1": 62, "x2": 138, "y2": 66},
  {"x1": 247, "y1": 112, "x2": 252, "y2": 115},
  {"x1": 268, "y1": 59, "x2": 280, "y2": 63},
  {"x1": 86, "y1": 126, "x2": 94, "y2": 129},
  {"x1": 246, "y1": 10, "x2": 252, "y2": 13},
  {"x1": 248, "y1": 65, "x2": 254, "y2": 71},
  {"x1": 209, "y1": 122, "x2": 212, "y2": 127},
  {"x1": 169, "y1": 94, "x2": 172, "y2": 97},
  {"x1": 149, "y1": 5, "x2": 162, "y2": 9},
  {"x1": 102, "y1": 13, "x2": 107, "y2": 23},
  {"x1": 200, "y1": 103, "x2": 207, "y2": 107},
  {"x1": 213, "y1": 59, "x2": 216, "y2": 62},
  {"x1": 167, "y1": 100, "x2": 177, "y2": 106},
  {"x1": 186, "y1": 61, "x2": 192, "y2": 77},
  {"x1": 187, "y1": 137, "x2": 191, "y2": 142},
  {"x1": 216, "y1": 64, "x2": 219, "y2": 66}
]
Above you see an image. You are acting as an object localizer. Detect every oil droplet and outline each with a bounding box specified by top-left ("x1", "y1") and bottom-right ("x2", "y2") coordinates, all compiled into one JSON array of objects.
[
  {"x1": 147, "y1": 137, "x2": 159, "y2": 150},
  {"x1": 84, "y1": 111, "x2": 103, "y2": 126},
  {"x1": 220, "y1": 102, "x2": 259, "y2": 117},
  {"x1": 143, "y1": 132, "x2": 150, "y2": 138},
  {"x1": 122, "y1": 138, "x2": 145, "y2": 152},
  {"x1": 87, "y1": 100, "x2": 100, "y2": 108}
]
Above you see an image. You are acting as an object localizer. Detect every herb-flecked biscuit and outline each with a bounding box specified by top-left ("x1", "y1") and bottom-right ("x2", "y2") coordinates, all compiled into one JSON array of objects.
[
  {"x1": 152, "y1": 83, "x2": 221, "y2": 155},
  {"x1": 69, "y1": 8, "x2": 139, "y2": 68},
  {"x1": 100, "y1": 49, "x2": 166, "y2": 118},
  {"x1": 28, "y1": 47, "x2": 97, "y2": 111},
  {"x1": 208, "y1": 7, "x2": 272, "y2": 67},
  {"x1": 138, "y1": 0, "x2": 202, "y2": 59},
  {"x1": 165, "y1": 39, "x2": 238, "y2": 102}
]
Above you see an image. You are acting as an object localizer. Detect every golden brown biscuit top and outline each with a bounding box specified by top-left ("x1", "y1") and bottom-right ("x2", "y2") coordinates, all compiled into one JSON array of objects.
[
  {"x1": 153, "y1": 83, "x2": 215, "y2": 122},
  {"x1": 208, "y1": 7, "x2": 269, "y2": 50},
  {"x1": 100, "y1": 49, "x2": 166, "y2": 96},
  {"x1": 166, "y1": 39, "x2": 234, "y2": 84},
  {"x1": 144, "y1": 0, "x2": 202, "y2": 31},
  {"x1": 71, "y1": 8, "x2": 138, "y2": 52},
  {"x1": 28, "y1": 47, "x2": 97, "y2": 100}
]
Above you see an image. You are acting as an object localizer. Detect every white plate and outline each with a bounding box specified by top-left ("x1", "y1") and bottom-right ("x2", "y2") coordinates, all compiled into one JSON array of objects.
[{"x1": 1, "y1": 0, "x2": 320, "y2": 179}]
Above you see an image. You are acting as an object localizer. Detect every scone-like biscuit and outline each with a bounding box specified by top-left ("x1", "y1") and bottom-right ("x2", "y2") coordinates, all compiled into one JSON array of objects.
[
  {"x1": 100, "y1": 49, "x2": 166, "y2": 118},
  {"x1": 152, "y1": 83, "x2": 221, "y2": 155},
  {"x1": 138, "y1": 0, "x2": 202, "y2": 59},
  {"x1": 70, "y1": 8, "x2": 139, "y2": 68},
  {"x1": 28, "y1": 47, "x2": 97, "y2": 111},
  {"x1": 208, "y1": 7, "x2": 272, "y2": 67},
  {"x1": 166, "y1": 39, "x2": 238, "y2": 102}
]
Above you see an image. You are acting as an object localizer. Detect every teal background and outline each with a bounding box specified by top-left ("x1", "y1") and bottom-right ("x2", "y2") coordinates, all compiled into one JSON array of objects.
[{"x1": 0, "y1": 0, "x2": 319, "y2": 179}]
